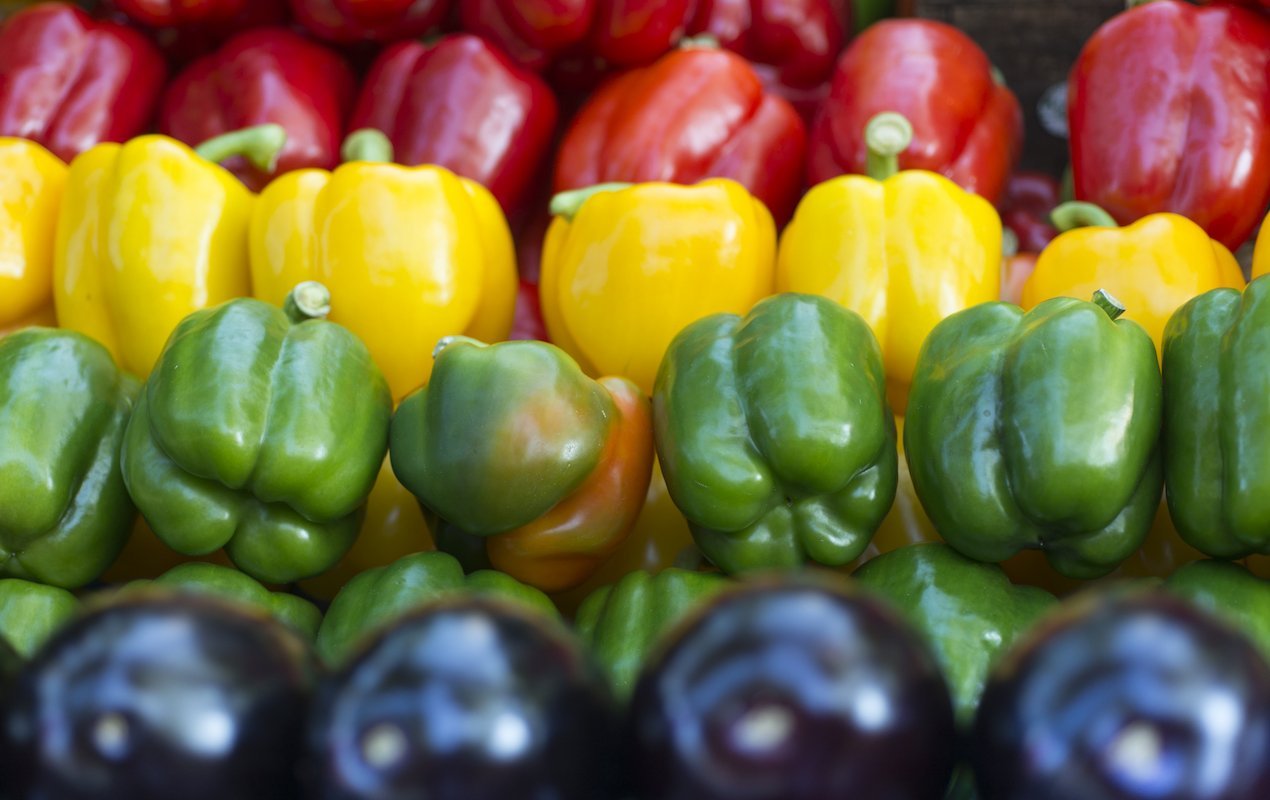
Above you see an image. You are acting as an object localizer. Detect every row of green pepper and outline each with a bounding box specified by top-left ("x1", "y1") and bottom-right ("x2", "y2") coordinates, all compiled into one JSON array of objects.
[{"x1": 8, "y1": 272, "x2": 1270, "y2": 599}]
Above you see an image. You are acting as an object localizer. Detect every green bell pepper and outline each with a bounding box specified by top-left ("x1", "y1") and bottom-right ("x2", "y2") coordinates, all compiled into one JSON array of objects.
[
  {"x1": 652, "y1": 292, "x2": 897, "y2": 574},
  {"x1": 575, "y1": 568, "x2": 730, "y2": 701},
  {"x1": 853, "y1": 543, "x2": 1056, "y2": 727},
  {"x1": 121, "y1": 283, "x2": 392, "y2": 584},
  {"x1": 1164, "y1": 560, "x2": 1270, "y2": 661},
  {"x1": 390, "y1": 336, "x2": 653, "y2": 594},
  {"x1": 0, "y1": 328, "x2": 138, "y2": 588},
  {"x1": 124, "y1": 562, "x2": 321, "y2": 641},
  {"x1": 1162, "y1": 277, "x2": 1270, "y2": 558},
  {"x1": 905, "y1": 292, "x2": 1162, "y2": 578},
  {"x1": 0, "y1": 579, "x2": 79, "y2": 658},
  {"x1": 316, "y1": 550, "x2": 558, "y2": 665}
]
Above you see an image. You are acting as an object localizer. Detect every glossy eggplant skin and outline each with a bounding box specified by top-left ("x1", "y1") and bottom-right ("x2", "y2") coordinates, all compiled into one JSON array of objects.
[
  {"x1": 627, "y1": 580, "x2": 956, "y2": 800},
  {"x1": 303, "y1": 598, "x2": 621, "y2": 800},
  {"x1": 972, "y1": 591, "x2": 1270, "y2": 800},
  {"x1": 0, "y1": 592, "x2": 316, "y2": 800}
]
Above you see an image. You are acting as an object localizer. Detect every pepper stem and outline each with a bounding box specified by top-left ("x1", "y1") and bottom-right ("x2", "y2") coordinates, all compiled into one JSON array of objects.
[
  {"x1": 284, "y1": 281, "x2": 331, "y2": 323},
  {"x1": 341, "y1": 128, "x2": 394, "y2": 164},
  {"x1": 678, "y1": 34, "x2": 720, "y2": 49},
  {"x1": 432, "y1": 335, "x2": 487, "y2": 359},
  {"x1": 865, "y1": 112, "x2": 913, "y2": 181},
  {"x1": 990, "y1": 66, "x2": 1007, "y2": 87},
  {"x1": 194, "y1": 124, "x2": 287, "y2": 174},
  {"x1": 549, "y1": 183, "x2": 633, "y2": 221},
  {"x1": 1001, "y1": 227, "x2": 1019, "y2": 259},
  {"x1": 1050, "y1": 201, "x2": 1118, "y2": 232},
  {"x1": 1093, "y1": 289, "x2": 1126, "y2": 321}
]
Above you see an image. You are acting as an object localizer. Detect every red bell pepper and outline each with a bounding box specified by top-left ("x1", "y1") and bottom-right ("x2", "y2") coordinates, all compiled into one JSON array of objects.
[
  {"x1": 159, "y1": 28, "x2": 354, "y2": 191},
  {"x1": 807, "y1": 19, "x2": 1022, "y2": 204},
  {"x1": 1069, "y1": 0, "x2": 1270, "y2": 251},
  {"x1": 999, "y1": 171, "x2": 1060, "y2": 255},
  {"x1": 348, "y1": 34, "x2": 558, "y2": 216},
  {"x1": 0, "y1": 3, "x2": 166, "y2": 163},
  {"x1": 554, "y1": 43, "x2": 806, "y2": 223},
  {"x1": 290, "y1": 0, "x2": 450, "y2": 43},
  {"x1": 458, "y1": 0, "x2": 696, "y2": 73},
  {"x1": 689, "y1": 0, "x2": 847, "y2": 92}
]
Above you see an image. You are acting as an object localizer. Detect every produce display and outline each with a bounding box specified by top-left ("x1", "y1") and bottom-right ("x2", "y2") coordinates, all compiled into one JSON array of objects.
[{"x1": 4, "y1": 1, "x2": 1270, "y2": 798}]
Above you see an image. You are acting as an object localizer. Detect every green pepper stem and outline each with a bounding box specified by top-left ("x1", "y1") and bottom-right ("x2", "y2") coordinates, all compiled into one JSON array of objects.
[
  {"x1": 1050, "y1": 201, "x2": 1118, "y2": 232},
  {"x1": 194, "y1": 124, "x2": 287, "y2": 174},
  {"x1": 678, "y1": 34, "x2": 720, "y2": 50},
  {"x1": 1093, "y1": 289, "x2": 1126, "y2": 321},
  {"x1": 1001, "y1": 227, "x2": 1019, "y2": 259},
  {"x1": 1059, "y1": 165, "x2": 1075, "y2": 205},
  {"x1": 341, "y1": 128, "x2": 394, "y2": 164},
  {"x1": 284, "y1": 281, "x2": 331, "y2": 323},
  {"x1": 432, "y1": 335, "x2": 487, "y2": 359},
  {"x1": 549, "y1": 183, "x2": 633, "y2": 221},
  {"x1": 990, "y1": 66, "x2": 1007, "y2": 87},
  {"x1": 865, "y1": 112, "x2": 913, "y2": 181}
]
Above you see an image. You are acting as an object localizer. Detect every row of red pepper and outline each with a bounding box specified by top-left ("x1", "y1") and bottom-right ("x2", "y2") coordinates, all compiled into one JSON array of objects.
[{"x1": 3, "y1": 0, "x2": 1270, "y2": 258}]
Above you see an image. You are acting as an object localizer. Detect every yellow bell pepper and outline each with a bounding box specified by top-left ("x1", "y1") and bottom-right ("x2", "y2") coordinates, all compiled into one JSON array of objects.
[
  {"x1": 1022, "y1": 202, "x2": 1244, "y2": 356},
  {"x1": 1252, "y1": 213, "x2": 1270, "y2": 280},
  {"x1": 540, "y1": 178, "x2": 776, "y2": 395},
  {"x1": 776, "y1": 114, "x2": 1001, "y2": 413},
  {"x1": 52, "y1": 126, "x2": 284, "y2": 377},
  {"x1": 0, "y1": 138, "x2": 65, "y2": 336},
  {"x1": 249, "y1": 130, "x2": 516, "y2": 402}
]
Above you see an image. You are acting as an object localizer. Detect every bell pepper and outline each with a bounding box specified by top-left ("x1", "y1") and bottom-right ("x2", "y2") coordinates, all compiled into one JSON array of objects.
[
  {"x1": 54, "y1": 126, "x2": 284, "y2": 379},
  {"x1": 250, "y1": 129, "x2": 517, "y2": 402},
  {"x1": 290, "y1": 0, "x2": 449, "y2": 43},
  {"x1": 0, "y1": 328, "x2": 138, "y2": 588},
  {"x1": 107, "y1": 0, "x2": 290, "y2": 60},
  {"x1": 906, "y1": 291, "x2": 1163, "y2": 579},
  {"x1": 554, "y1": 43, "x2": 806, "y2": 224},
  {"x1": 297, "y1": 458, "x2": 429, "y2": 602},
  {"x1": 348, "y1": 35, "x2": 558, "y2": 217},
  {"x1": 1023, "y1": 202, "x2": 1245, "y2": 357},
  {"x1": 1161, "y1": 276, "x2": 1270, "y2": 559},
  {"x1": 1165, "y1": 560, "x2": 1270, "y2": 662},
  {"x1": 0, "y1": 138, "x2": 64, "y2": 336},
  {"x1": 390, "y1": 336, "x2": 654, "y2": 593},
  {"x1": 541, "y1": 179, "x2": 776, "y2": 396},
  {"x1": 0, "y1": 3, "x2": 166, "y2": 163},
  {"x1": 778, "y1": 113, "x2": 1002, "y2": 413},
  {"x1": 808, "y1": 19, "x2": 1022, "y2": 204},
  {"x1": 458, "y1": 0, "x2": 695, "y2": 72},
  {"x1": 1000, "y1": 171, "x2": 1060, "y2": 255},
  {"x1": 0, "y1": 579, "x2": 78, "y2": 658},
  {"x1": 1069, "y1": 0, "x2": 1270, "y2": 251},
  {"x1": 159, "y1": 28, "x2": 354, "y2": 192},
  {"x1": 576, "y1": 569, "x2": 730, "y2": 701},
  {"x1": 121, "y1": 283, "x2": 393, "y2": 584},
  {"x1": 687, "y1": 0, "x2": 848, "y2": 97},
  {"x1": 315, "y1": 550, "x2": 557, "y2": 665},
  {"x1": 125, "y1": 562, "x2": 321, "y2": 641},
  {"x1": 854, "y1": 543, "x2": 1055, "y2": 728},
  {"x1": 654, "y1": 292, "x2": 898, "y2": 574},
  {"x1": 550, "y1": 459, "x2": 696, "y2": 615},
  {"x1": 100, "y1": 519, "x2": 234, "y2": 583}
]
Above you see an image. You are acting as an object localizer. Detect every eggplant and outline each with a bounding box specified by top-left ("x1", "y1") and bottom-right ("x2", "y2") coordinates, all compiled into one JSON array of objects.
[
  {"x1": 972, "y1": 591, "x2": 1270, "y2": 800},
  {"x1": 0, "y1": 591, "x2": 316, "y2": 800},
  {"x1": 627, "y1": 579, "x2": 957, "y2": 800},
  {"x1": 303, "y1": 597, "x2": 620, "y2": 800}
]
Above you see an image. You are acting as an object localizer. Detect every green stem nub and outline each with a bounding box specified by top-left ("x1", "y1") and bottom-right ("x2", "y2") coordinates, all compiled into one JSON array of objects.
[
  {"x1": 432, "y1": 335, "x2": 486, "y2": 360},
  {"x1": 1001, "y1": 227, "x2": 1019, "y2": 259},
  {"x1": 1093, "y1": 289, "x2": 1126, "y2": 321},
  {"x1": 195, "y1": 124, "x2": 287, "y2": 174},
  {"x1": 1050, "y1": 201, "x2": 1119, "y2": 232},
  {"x1": 341, "y1": 128, "x2": 394, "y2": 164},
  {"x1": 678, "y1": 34, "x2": 720, "y2": 50},
  {"x1": 284, "y1": 281, "x2": 331, "y2": 323},
  {"x1": 865, "y1": 112, "x2": 913, "y2": 181},
  {"x1": 549, "y1": 182, "x2": 633, "y2": 221}
]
